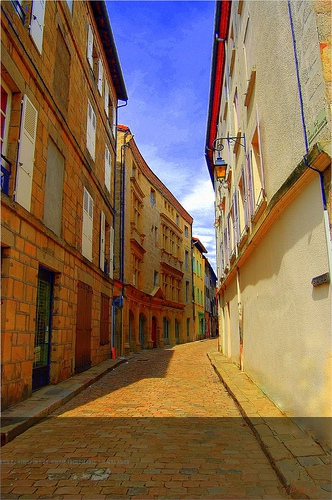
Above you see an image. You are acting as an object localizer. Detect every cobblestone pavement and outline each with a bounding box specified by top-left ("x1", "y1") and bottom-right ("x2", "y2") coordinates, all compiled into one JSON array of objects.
[{"x1": 1, "y1": 339, "x2": 289, "y2": 499}]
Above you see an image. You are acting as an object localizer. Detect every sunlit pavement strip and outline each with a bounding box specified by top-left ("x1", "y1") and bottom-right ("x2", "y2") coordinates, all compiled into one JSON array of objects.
[{"x1": 0, "y1": 339, "x2": 329, "y2": 499}]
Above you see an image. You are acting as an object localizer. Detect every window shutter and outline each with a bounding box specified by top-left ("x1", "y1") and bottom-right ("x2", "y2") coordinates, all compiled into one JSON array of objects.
[
  {"x1": 104, "y1": 80, "x2": 109, "y2": 117},
  {"x1": 87, "y1": 24, "x2": 93, "y2": 68},
  {"x1": 86, "y1": 101, "x2": 96, "y2": 160},
  {"x1": 82, "y1": 188, "x2": 93, "y2": 261},
  {"x1": 104, "y1": 145, "x2": 111, "y2": 192},
  {"x1": 256, "y1": 105, "x2": 265, "y2": 195},
  {"x1": 112, "y1": 104, "x2": 117, "y2": 137},
  {"x1": 100, "y1": 211, "x2": 105, "y2": 271},
  {"x1": 98, "y1": 60, "x2": 103, "y2": 95},
  {"x1": 16, "y1": 95, "x2": 38, "y2": 211},
  {"x1": 30, "y1": 0, "x2": 46, "y2": 53},
  {"x1": 109, "y1": 226, "x2": 114, "y2": 279},
  {"x1": 91, "y1": 110, "x2": 96, "y2": 159}
]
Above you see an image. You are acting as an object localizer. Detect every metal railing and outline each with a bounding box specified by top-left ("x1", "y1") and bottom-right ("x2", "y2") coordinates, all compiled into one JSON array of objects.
[
  {"x1": 1, "y1": 154, "x2": 12, "y2": 195},
  {"x1": 11, "y1": 0, "x2": 26, "y2": 23}
]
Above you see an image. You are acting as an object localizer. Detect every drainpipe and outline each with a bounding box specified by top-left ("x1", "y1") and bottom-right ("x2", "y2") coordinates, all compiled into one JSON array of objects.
[
  {"x1": 288, "y1": 0, "x2": 332, "y2": 279},
  {"x1": 111, "y1": 100, "x2": 127, "y2": 357}
]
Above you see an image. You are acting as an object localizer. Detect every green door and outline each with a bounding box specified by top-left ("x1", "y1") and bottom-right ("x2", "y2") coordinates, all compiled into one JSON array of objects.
[{"x1": 32, "y1": 267, "x2": 53, "y2": 391}]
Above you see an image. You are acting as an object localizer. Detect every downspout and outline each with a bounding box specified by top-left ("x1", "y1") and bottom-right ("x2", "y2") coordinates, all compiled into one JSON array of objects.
[
  {"x1": 111, "y1": 100, "x2": 127, "y2": 357},
  {"x1": 288, "y1": 0, "x2": 332, "y2": 278}
]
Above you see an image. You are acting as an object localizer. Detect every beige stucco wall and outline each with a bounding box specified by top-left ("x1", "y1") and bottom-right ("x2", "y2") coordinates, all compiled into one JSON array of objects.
[
  {"x1": 214, "y1": 0, "x2": 331, "y2": 447},
  {"x1": 222, "y1": 176, "x2": 330, "y2": 445}
]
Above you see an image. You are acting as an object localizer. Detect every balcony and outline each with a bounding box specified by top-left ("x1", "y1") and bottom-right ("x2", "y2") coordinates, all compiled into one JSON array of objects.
[{"x1": 1, "y1": 155, "x2": 12, "y2": 195}]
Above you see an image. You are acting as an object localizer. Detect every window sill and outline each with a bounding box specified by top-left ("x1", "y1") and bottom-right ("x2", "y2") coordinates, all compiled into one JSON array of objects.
[
  {"x1": 238, "y1": 226, "x2": 249, "y2": 249},
  {"x1": 251, "y1": 194, "x2": 267, "y2": 224}
]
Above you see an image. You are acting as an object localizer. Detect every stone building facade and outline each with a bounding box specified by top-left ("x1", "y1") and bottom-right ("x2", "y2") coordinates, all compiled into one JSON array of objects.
[
  {"x1": 204, "y1": 257, "x2": 218, "y2": 339},
  {"x1": 1, "y1": 0, "x2": 127, "y2": 408},
  {"x1": 114, "y1": 126, "x2": 194, "y2": 354},
  {"x1": 192, "y1": 238, "x2": 207, "y2": 340},
  {"x1": 206, "y1": 0, "x2": 331, "y2": 446}
]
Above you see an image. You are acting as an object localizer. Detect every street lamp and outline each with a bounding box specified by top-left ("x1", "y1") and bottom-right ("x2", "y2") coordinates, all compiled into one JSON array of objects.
[{"x1": 212, "y1": 135, "x2": 246, "y2": 182}]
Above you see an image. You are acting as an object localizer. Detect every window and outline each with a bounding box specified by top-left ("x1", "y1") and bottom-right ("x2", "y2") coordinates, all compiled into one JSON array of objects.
[
  {"x1": 186, "y1": 281, "x2": 189, "y2": 302},
  {"x1": 104, "y1": 145, "x2": 111, "y2": 192},
  {"x1": 29, "y1": 0, "x2": 46, "y2": 53},
  {"x1": 82, "y1": 187, "x2": 93, "y2": 261},
  {"x1": 176, "y1": 214, "x2": 179, "y2": 226},
  {"x1": 184, "y1": 225, "x2": 188, "y2": 238},
  {"x1": 100, "y1": 211, "x2": 114, "y2": 278},
  {"x1": 86, "y1": 100, "x2": 96, "y2": 160},
  {"x1": 1, "y1": 83, "x2": 12, "y2": 195},
  {"x1": 111, "y1": 101, "x2": 117, "y2": 137},
  {"x1": 16, "y1": 95, "x2": 38, "y2": 211},
  {"x1": 87, "y1": 24, "x2": 94, "y2": 69},
  {"x1": 233, "y1": 88, "x2": 240, "y2": 134},
  {"x1": 153, "y1": 226, "x2": 158, "y2": 246},
  {"x1": 150, "y1": 188, "x2": 156, "y2": 206},
  {"x1": 104, "y1": 79, "x2": 110, "y2": 117},
  {"x1": 1, "y1": 83, "x2": 11, "y2": 155},
  {"x1": 100, "y1": 294, "x2": 110, "y2": 346},
  {"x1": 250, "y1": 120, "x2": 265, "y2": 209},
  {"x1": 97, "y1": 60, "x2": 103, "y2": 95},
  {"x1": 243, "y1": 16, "x2": 253, "y2": 81},
  {"x1": 65, "y1": 0, "x2": 73, "y2": 12},
  {"x1": 132, "y1": 254, "x2": 141, "y2": 287},
  {"x1": 153, "y1": 271, "x2": 159, "y2": 287},
  {"x1": 185, "y1": 250, "x2": 189, "y2": 270},
  {"x1": 132, "y1": 193, "x2": 141, "y2": 230},
  {"x1": 238, "y1": 171, "x2": 249, "y2": 239}
]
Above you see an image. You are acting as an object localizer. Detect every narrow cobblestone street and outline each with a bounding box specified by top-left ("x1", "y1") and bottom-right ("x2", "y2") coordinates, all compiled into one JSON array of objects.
[{"x1": 1, "y1": 339, "x2": 289, "y2": 499}]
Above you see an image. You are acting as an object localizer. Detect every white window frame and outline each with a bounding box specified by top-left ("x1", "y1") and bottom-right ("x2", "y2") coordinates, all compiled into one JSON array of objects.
[
  {"x1": 82, "y1": 187, "x2": 93, "y2": 261},
  {"x1": 87, "y1": 24, "x2": 94, "y2": 69},
  {"x1": 1, "y1": 82, "x2": 12, "y2": 156},
  {"x1": 98, "y1": 59, "x2": 103, "y2": 95},
  {"x1": 104, "y1": 145, "x2": 111, "y2": 192},
  {"x1": 104, "y1": 79, "x2": 109, "y2": 117},
  {"x1": 86, "y1": 100, "x2": 96, "y2": 160},
  {"x1": 30, "y1": 0, "x2": 46, "y2": 53}
]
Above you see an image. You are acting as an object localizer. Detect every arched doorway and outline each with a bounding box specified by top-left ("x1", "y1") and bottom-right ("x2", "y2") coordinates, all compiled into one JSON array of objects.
[{"x1": 152, "y1": 316, "x2": 157, "y2": 348}]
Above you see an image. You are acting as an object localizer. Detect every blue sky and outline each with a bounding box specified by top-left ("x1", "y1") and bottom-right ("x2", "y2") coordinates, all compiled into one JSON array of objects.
[{"x1": 107, "y1": 0, "x2": 217, "y2": 269}]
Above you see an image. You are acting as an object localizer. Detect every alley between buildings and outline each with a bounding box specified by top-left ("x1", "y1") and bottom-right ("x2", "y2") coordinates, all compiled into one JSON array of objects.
[{"x1": 1, "y1": 339, "x2": 289, "y2": 500}]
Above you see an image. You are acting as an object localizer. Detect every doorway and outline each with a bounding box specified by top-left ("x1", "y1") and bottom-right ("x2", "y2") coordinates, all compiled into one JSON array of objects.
[
  {"x1": 75, "y1": 281, "x2": 92, "y2": 374},
  {"x1": 32, "y1": 267, "x2": 54, "y2": 391}
]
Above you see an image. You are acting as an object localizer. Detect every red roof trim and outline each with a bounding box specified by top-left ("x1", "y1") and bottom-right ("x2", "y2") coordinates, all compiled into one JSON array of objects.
[{"x1": 205, "y1": 1, "x2": 232, "y2": 182}]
